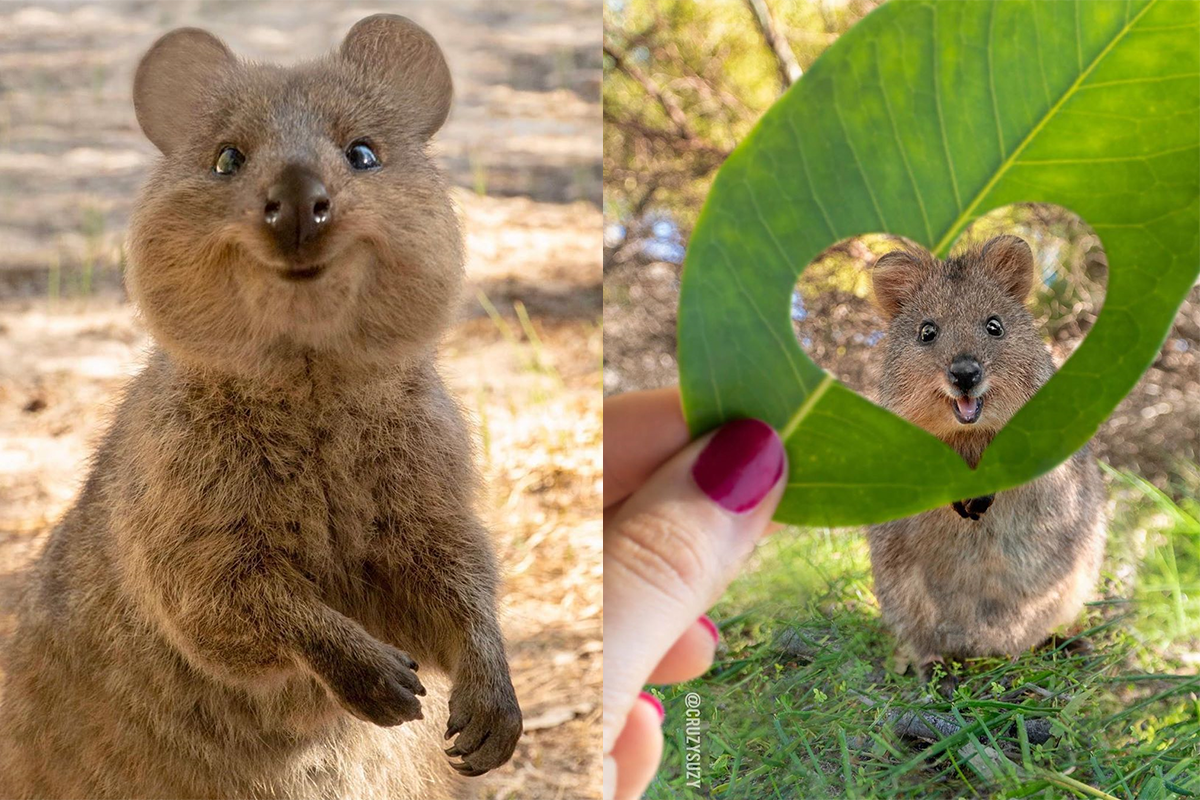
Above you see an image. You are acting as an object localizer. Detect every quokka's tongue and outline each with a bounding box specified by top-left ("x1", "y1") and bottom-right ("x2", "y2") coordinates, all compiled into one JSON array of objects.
[{"x1": 956, "y1": 395, "x2": 979, "y2": 420}]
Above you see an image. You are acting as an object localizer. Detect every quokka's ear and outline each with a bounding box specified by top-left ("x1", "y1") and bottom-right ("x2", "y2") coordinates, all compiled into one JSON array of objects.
[
  {"x1": 134, "y1": 28, "x2": 235, "y2": 155},
  {"x1": 980, "y1": 235, "x2": 1035, "y2": 302},
  {"x1": 871, "y1": 247, "x2": 932, "y2": 320},
  {"x1": 340, "y1": 14, "x2": 452, "y2": 139}
]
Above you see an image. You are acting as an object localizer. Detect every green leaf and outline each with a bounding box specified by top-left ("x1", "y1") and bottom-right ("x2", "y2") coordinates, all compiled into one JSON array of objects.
[{"x1": 678, "y1": 0, "x2": 1200, "y2": 526}]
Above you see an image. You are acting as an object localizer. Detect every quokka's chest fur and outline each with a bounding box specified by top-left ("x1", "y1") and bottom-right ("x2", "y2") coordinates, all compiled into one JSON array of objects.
[{"x1": 107, "y1": 355, "x2": 476, "y2": 590}]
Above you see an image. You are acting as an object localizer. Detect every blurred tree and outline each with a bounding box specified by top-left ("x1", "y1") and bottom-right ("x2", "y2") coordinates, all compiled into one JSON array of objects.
[
  {"x1": 602, "y1": 0, "x2": 882, "y2": 269},
  {"x1": 745, "y1": 0, "x2": 803, "y2": 87}
]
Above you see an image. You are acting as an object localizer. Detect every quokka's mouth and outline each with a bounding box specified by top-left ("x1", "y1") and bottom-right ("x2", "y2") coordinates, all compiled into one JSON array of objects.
[
  {"x1": 279, "y1": 263, "x2": 326, "y2": 282},
  {"x1": 951, "y1": 394, "x2": 984, "y2": 425}
]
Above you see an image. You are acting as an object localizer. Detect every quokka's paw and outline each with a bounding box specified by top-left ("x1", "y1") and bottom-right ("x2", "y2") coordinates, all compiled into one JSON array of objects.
[
  {"x1": 889, "y1": 647, "x2": 913, "y2": 676},
  {"x1": 914, "y1": 655, "x2": 959, "y2": 695},
  {"x1": 332, "y1": 643, "x2": 426, "y2": 727},
  {"x1": 912, "y1": 654, "x2": 943, "y2": 682},
  {"x1": 444, "y1": 681, "x2": 523, "y2": 777},
  {"x1": 952, "y1": 493, "x2": 995, "y2": 521}
]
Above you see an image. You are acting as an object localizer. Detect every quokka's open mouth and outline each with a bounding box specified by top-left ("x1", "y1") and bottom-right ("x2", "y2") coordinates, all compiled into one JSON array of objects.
[
  {"x1": 951, "y1": 394, "x2": 983, "y2": 424},
  {"x1": 280, "y1": 263, "x2": 326, "y2": 282}
]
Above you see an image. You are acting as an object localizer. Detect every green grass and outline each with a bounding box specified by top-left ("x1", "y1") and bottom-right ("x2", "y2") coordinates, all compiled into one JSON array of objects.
[{"x1": 647, "y1": 466, "x2": 1200, "y2": 799}]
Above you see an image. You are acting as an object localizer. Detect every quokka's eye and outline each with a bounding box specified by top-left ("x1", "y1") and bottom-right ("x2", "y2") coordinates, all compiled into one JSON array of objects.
[
  {"x1": 346, "y1": 140, "x2": 381, "y2": 171},
  {"x1": 213, "y1": 146, "x2": 246, "y2": 176},
  {"x1": 918, "y1": 321, "x2": 939, "y2": 344},
  {"x1": 985, "y1": 316, "x2": 1005, "y2": 337}
]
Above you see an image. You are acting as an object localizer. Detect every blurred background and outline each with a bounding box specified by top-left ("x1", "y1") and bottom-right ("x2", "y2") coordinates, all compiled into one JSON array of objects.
[
  {"x1": 0, "y1": 2, "x2": 601, "y2": 798},
  {"x1": 605, "y1": 1, "x2": 1200, "y2": 798}
]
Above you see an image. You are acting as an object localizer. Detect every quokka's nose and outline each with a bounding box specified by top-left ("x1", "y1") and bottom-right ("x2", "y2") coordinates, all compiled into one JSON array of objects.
[
  {"x1": 263, "y1": 166, "x2": 331, "y2": 255},
  {"x1": 948, "y1": 355, "x2": 983, "y2": 393}
]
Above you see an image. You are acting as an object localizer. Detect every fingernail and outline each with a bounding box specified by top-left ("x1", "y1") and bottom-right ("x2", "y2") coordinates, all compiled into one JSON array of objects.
[
  {"x1": 638, "y1": 691, "x2": 665, "y2": 723},
  {"x1": 692, "y1": 418, "x2": 785, "y2": 513},
  {"x1": 698, "y1": 615, "x2": 720, "y2": 644}
]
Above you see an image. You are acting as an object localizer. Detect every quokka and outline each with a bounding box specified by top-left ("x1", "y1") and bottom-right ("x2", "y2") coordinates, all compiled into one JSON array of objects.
[
  {"x1": 866, "y1": 236, "x2": 1106, "y2": 678},
  {"x1": 0, "y1": 15, "x2": 521, "y2": 799}
]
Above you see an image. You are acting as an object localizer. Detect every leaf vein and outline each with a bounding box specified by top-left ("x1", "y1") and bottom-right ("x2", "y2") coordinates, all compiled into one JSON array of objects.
[
  {"x1": 931, "y1": 3, "x2": 963, "y2": 211},
  {"x1": 830, "y1": 82, "x2": 888, "y2": 230},
  {"x1": 1082, "y1": 72, "x2": 1200, "y2": 89},
  {"x1": 1016, "y1": 142, "x2": 1199, "y2": 164},
  {"x1": 988, "y1": 0, "x2": 1007, "y2": 161},
  {"x1": 785, "y1": 115, "x2": 838, "y2": 239},
  {"x1": 930, "y1": 0, "x2": 1164, "y2": 256},
  {"x1": 875, "y1": 40, "x2": 933, "y2": 244},
  {"x1": 1075, "y1": 0, "x2": 1083, "y2": 72},
  {"x1": 1030, "y1": 0, "x2": 1053, "y2": 104},
  {"x1": 717, "y1": 235, "x2": 812, "y2": 396}
]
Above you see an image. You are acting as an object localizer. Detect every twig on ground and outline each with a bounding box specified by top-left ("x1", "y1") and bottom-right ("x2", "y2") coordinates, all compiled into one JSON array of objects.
[
  {"x1": 522, "y1": 702, "x2": 596, "y2": 732},
  {"x1": 889, "y1": 709, "x2": 962, "y2": 742},
  {"x1": 886, "y1": 709, "x2": 1055, "y2": 748}
]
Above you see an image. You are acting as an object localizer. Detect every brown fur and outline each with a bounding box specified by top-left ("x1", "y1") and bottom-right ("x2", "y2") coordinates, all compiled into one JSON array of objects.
[
  {"x1": 0, "y1": 16, "x2": 521, "y2": 799},
  {"x1": 867, "y1": 236, "x2": 1106, "y2": 673}
]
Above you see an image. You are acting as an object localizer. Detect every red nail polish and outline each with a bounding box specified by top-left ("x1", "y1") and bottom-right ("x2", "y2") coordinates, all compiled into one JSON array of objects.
[
  {"x1": 639, "y1": 691, "x2": 665, "y2": 723},
  {"x1": 691, "y1": 418, "x2": 785, "y2": 513},
  {"x1": 698, "y1": 615, "x2": 720, "y2": 644}
]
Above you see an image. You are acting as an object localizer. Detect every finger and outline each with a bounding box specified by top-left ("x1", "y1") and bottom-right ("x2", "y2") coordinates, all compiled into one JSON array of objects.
[
  {"x1": 460, "y1": 725, "x2": 521, "y2": 776},
  {"x1": 451, "y1": 761, "x2": 490, "y2": 777},
  {"x1": 611, "y1": 693, "x2": 665, "y2": 800},
  {"x1": 604, "y1": 387, "x2": 689, "y2": 509},
  {"x1": 391, "y1": 666, "x2": 424, "y2": 695},
  {"x1": 646, "y1": 615, "x2": 719, "y2": 684},
  {"x1": 388, "y1": 659, "x2": 425, "y2": 696},
  {"x1": 370, "y1": 684, "x2": 422, "y2": 726},
  {"x1": 446, "y1": 729, "x2": 489, "y2": 759},
  {"x1": 447, "y1": 720, "x2": 488, "y2": 756},
  {"x1": 444, "y1": 712, "x2": 469, "y2": 740},
  {"x1": 603, "y1": 418, "x2": 785, "y2": 755}
]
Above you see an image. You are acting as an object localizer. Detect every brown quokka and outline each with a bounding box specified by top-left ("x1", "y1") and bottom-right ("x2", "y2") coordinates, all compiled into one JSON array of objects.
[
  {"x1": 0, "y1": 16, "x2": 521, "y2": 799},
  {"x1": 866, "y1": 235, "x2": 1106, "y2": 677}
]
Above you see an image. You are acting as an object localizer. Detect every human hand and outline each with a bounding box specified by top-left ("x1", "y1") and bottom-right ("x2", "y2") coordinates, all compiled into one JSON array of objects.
[{"x1": 603, "y1": 387, "x2": 786, "y2": 800}]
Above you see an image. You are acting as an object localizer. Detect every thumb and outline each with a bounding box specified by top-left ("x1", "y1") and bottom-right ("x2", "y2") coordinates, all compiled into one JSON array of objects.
[{"x1": 602, "y1": 418, "x2": 786, "y2": 754}]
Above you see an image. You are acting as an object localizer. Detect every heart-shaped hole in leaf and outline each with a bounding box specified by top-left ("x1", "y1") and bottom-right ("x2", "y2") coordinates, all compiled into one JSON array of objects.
[
  {"x1": 790, "y1": 205, "x2": 1107, "y2": 469},
  {"x1": 677, "y1": 0, "x2": 1198, "y2": 527}
]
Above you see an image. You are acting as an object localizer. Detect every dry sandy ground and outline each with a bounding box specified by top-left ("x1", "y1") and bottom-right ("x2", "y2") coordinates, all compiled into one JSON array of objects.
[{"x1": 0, "y1": 190, "x2": 603, "y2": 800}]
